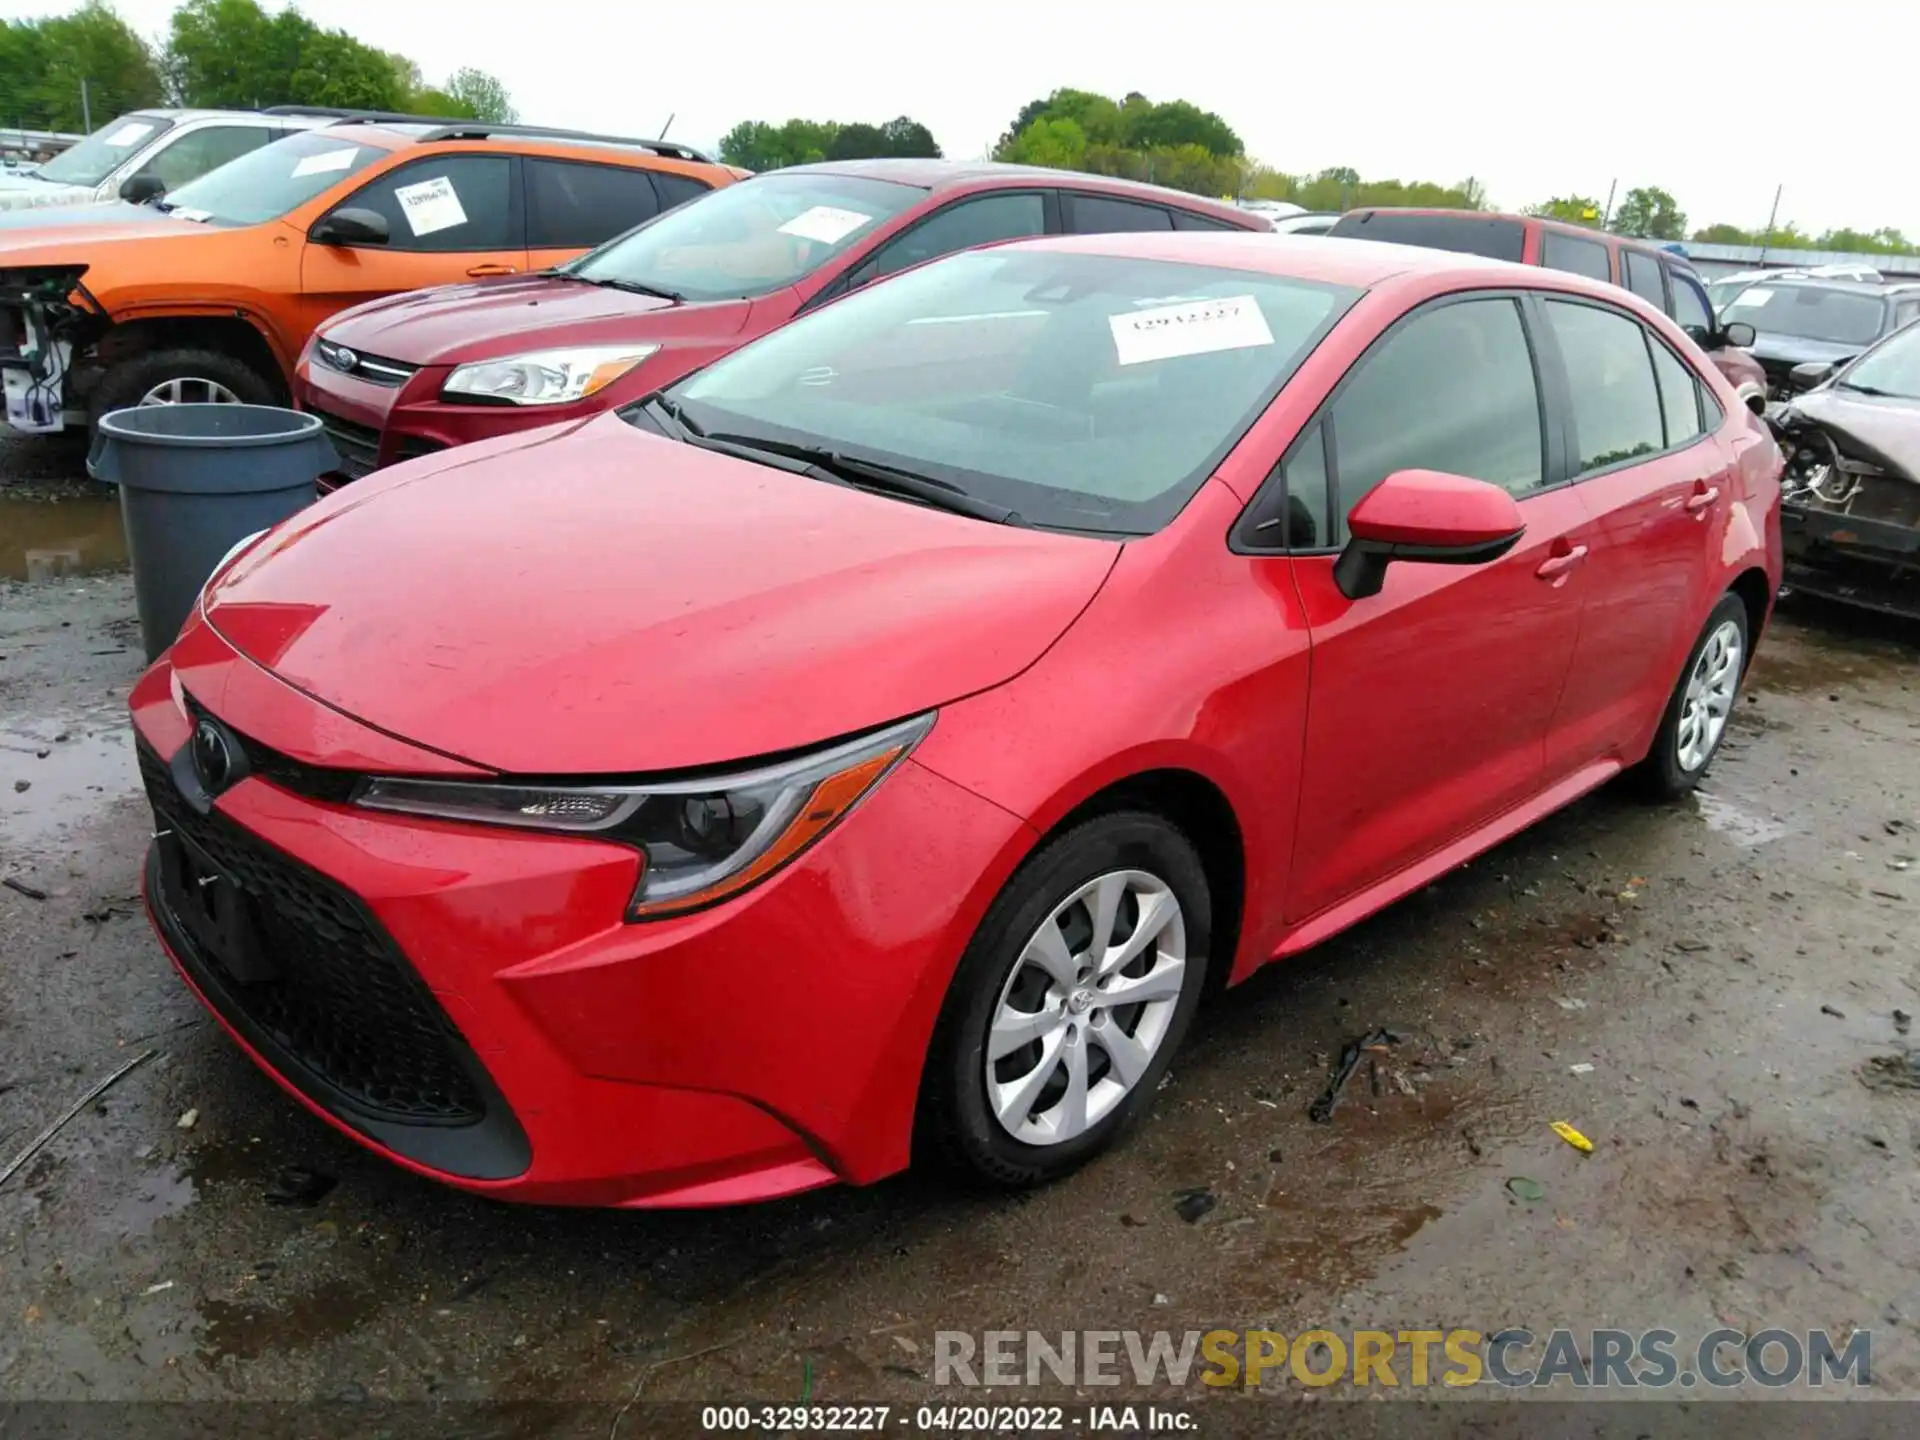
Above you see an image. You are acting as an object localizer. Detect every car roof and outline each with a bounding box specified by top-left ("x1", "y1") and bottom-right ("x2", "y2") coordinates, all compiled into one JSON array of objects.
[
  {"x1": 1732, "y1": 276, "x2": 1893, "y2": 296},
  {"x1": 775, "y1": 157, "x2": 1259, "y2": 225},
  {"x1": 302, "y1": 119, "x2": 724, "y2": 169}
]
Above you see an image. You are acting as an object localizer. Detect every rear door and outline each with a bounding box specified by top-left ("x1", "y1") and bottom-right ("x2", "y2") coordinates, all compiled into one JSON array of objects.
[
  {"x1": 1535, "y1": 296, "x2": 1732, "y2": 772},
  {"x1": 298, "y1": 153, "x2": 527, "y2": 334},
  {"x1": 524, "y1": 157, "x2": 680, "y2": 272}
]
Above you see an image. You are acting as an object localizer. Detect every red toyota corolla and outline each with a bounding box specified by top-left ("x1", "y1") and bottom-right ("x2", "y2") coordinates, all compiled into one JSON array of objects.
[{"x1": 132, "y1": 232, "x2": 1782, "y2": 1208}]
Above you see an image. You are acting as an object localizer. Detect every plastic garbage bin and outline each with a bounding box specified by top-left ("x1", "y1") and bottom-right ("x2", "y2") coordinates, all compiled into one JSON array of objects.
[{"x1": 87, "y1": 404, "x2": 336, "y2": 663}]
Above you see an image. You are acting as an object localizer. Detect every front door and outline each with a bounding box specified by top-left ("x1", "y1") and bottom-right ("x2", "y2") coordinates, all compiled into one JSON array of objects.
[{"x1": 1283, "y1": 293, "x2": 1594, "y2": 921}]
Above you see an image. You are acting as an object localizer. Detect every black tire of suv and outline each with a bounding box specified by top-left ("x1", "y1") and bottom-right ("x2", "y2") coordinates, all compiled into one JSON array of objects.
[
  {"x1": 1634, "y1": 591, "x2": 1751, "y2": 801},
  {"x1": 88, "y1": 347, "x2": 281, "y2": 429},
  {"x1": 918, "y1": 811, "x2": 1212, "y2": 1190}
]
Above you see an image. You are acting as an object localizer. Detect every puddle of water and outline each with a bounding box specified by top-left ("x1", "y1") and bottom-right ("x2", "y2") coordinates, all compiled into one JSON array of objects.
[
  {"x1": 1694, "y1": 790, "x2": 1790, "y2": 849},
  {"x1": 106, "y1": 1166, "x2": 197, "y2": 1240},
  {"x1": 0, "y1": 701, "x2": 139, "y2": 845},
  {"x1": 198, "y1": 1279, "x2": 380, "y2": 1365},
  {"x1": 0, "y1": 491, "x2": 127, "y2": 583}
]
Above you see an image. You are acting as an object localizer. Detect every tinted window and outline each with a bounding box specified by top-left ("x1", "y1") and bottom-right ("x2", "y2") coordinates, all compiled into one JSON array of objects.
[
  {"x1": 526, "y1": 159, "x2": 659, "y2": 248},
  {"x1": 651, "y1": 171, "x2": 712, "y2": 212},
  {"x1": 1326, "y1": 212, "x2": 1526, "y2": 262},
  {"x1": 1721, "y1": 285, "x2": 1890, "y2": 346},
  {"x1": 1067, "y1": 194, "x2": 1173, "y2": 233},
  {"x1": 1670, "y1": 270, "x2": 1714, "y2": 339},
  {"x1": 1543, "y1": 300, "x2": 1665, "y2": 473},
  {"x1": 870, "y1": 193, "x2": 1047, "y2": 278},
  {"x1": 163, "y1": 129, "x2": 384, "y2": 226},
  {"x1": 1281, "y1": 423, "x2": 1331, "y2": 548},
  {"x1": 147, "y1": 125, "x2": 273, "y2": 192},
  {"x1": 1897, "y1": 299, "x2": 1920, "y2": 329},
  {"x1": 1328, "y1": 298, "x2": 1544, "y2": 531},
  {"x1": 660, "y1": 249, "x2": 1357, "y2": 536},
  {"x1": 1623, "y1": 250, "x2": 1666, "y2": 308},
  {"x1": 1649, "y1": 341, "x2": 1704, "y2": 446},
  {"x1": 1172, "y1": 209, "x2": 1242, "y2": 232},
  {"x1": 332, "y1": 155, "x2": 513, "y2": 251},
  {"x1": 1541, "y1": 230, "x2": 1611, "y2": 282}
]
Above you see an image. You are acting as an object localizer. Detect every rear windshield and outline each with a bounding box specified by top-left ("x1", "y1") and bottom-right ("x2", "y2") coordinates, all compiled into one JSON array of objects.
[
  {"x1": 1720, "y1": 285, "x2": 1889, "y2": 347},
  {"x1": 35, "y1": 113, "x2": 173, "y2": 187},
  {"x1": 1327, "y1": 211, "x2": 1526, "y2": 263},
  {"x1": 570, "y1": 172, "x2": 926, "y2": 302},
  {"x1": 160, "y1": 130, "x2": 386, "y2": 226},
  {"x1": 651, "y1": 248, "x2": 1359, "y2": 535}
]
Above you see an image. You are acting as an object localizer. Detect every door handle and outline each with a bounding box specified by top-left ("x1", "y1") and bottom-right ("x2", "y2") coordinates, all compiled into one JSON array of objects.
[
  {"x1": 466, "y1": 263, "x2": 518, "y2": 277},
  {"x1": 1535, "y1": 543, "x2": 1588, "y2": 580},
  {"x1": 1685, "y1": 484, "x2": 1721, "y2": 513}
]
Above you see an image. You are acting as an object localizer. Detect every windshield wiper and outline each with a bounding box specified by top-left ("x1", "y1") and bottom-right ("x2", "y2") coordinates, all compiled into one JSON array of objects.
[
  {"x1": 561, "y1": 272, "x2": 684, "y2": 303},
  {"x1": 1835, "y1": 380, "x2": 1902, "y2": 398},
  {"x1": 700, "y1": 432, "x2": 1023, "y2": 525}
]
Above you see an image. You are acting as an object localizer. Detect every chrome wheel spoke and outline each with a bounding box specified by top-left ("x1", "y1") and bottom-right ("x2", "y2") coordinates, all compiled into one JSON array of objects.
[
  {"x1": 1099, "y1": 956, "x2": 1185, "y2": 1007},
  {"x1": 1051, "y1": 1035, "x2": 1091, "y2": 1139},
  {"x1": 1022, "y1": 917, "x2": 1078, "y2": 990},
  {"x1": 1098, "y1": 885, "x2": 1178, "y2": 977},
  {"x1": 989, "y1": 1004, "x2": 1064, "y2": 1062},
  {"x1": 1094, "y1": 1022, "x2": 1154, "y2": 1088},
  {"x1": 1087, "y1": 873, "x2": 1126, "y2": 956},
  {"x1": 991, "y1": 1024, "x2": 1068, "y2": 1129}
]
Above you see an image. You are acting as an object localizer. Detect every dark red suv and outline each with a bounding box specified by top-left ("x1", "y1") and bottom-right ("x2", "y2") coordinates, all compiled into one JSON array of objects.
[{"x1": 294, "y1": 159, "x2": 1266, "y2": 484}]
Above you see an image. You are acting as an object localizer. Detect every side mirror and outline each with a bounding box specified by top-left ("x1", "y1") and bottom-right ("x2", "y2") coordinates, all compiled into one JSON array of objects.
[
  {"x1": 119, "y1": 172, "x2": 165, "y2": 205},
  {"x1": 1333, "y1": 469, "x2": 1526, "y2": 601},
  {"x1": 310, "y1": 207, "x2": 390, "y2": 247},
  {"x1": 1788, "y1": 360, "x2": 1833, "y2": 392},
  {"x1": 1721, "y1": 321, "x2": 1757, "y2": 348}
]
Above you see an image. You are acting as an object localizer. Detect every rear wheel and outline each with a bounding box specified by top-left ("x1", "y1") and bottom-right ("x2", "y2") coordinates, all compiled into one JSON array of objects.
[
  {"x1": 89, "y1": 347, "x2": 279, "y2": 428},
  {"x1": 1635, "y1": 592, "x2": 1749, "y2": 799},
  {"x1": 919, "y1": 812, "x2": 1211, "y2": 1188}
]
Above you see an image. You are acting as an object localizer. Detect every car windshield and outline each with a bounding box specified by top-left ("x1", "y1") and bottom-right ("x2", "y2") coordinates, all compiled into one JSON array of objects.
[
  {"x1": 569, "y1": 172, "x2": 925, "y2": 302},
  {"x1": 1721, "y1": 285, "x2": 1889, "y2": 347},
  {"x1": 645, "y1": 247, "x2": 1359, "y2": 534},
  {"x1": 1840, "y1": 321, "x2": 1920, "y2": 400},
  {"x1": 35, "y1": 113, "x2": 174, "y2": 187},
  {"x1": 160, "y1": 130, "x2": 385, "y2": 226}
]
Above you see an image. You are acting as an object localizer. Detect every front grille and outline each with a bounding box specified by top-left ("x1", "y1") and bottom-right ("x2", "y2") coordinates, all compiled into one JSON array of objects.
[
  {"x1": 140, "y1": 741, "x2": 484, "y2": 1125},
  {"x1": 315, "y1": 340, "x2": 417, "y2": 388},
  {"x1": 310, "y1": 406, "x2": 380, "y2": 480},
  {"x1": 181, "y1": 693, "x2": 359, "y2": 805}
]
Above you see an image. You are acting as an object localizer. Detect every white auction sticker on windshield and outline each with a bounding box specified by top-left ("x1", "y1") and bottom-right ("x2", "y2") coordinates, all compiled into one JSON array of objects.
[
  {"x1": 1110, "y1": 294, "x2": 1274, "y2": 367},
  {"x1": 291, "y1": 147, "x2": 358, "y2": 179},
  {"x1": 1738, "y1": 288, "x2": 1774, "y2": 307},
  {"x1": 394, "y1": 175, "x2": 468, "y2": 237},
  {"x1": 103, "y1": 121, "x2": 155, "y2": 148},
  {"x1": 777, "y1": 205, "x2": 874, "y2": 245}
]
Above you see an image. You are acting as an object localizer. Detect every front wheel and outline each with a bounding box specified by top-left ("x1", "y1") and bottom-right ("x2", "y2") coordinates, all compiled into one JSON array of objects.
[
  {"x1": 919, "y1": 812, "x2": 1211, "y2": 1189},
  {"x1": 1635, "y1": 592, "x2": 1749, "y2": 799},
  {"x1": 88, "y1": 347, "x2": 280, "y2": 429}
]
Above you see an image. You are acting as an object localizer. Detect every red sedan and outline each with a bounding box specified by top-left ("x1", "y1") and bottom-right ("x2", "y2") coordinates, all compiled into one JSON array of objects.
[{"x1": 132, "y1": 232, "x2": 1782, "y2": 1207}]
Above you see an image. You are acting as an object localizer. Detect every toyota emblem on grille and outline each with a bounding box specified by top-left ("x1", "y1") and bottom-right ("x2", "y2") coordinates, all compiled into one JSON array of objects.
[{"x1": 191, "y1": 719, "x2": 235, "y2": 795}]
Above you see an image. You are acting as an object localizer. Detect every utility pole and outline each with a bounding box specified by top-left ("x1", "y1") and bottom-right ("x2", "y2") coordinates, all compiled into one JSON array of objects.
[
  {"x1": 1600, "y1": 177, "x2": 1616, "y2": 230},
  {"x1": 1758, "y1": 184, "x2": 1783, "y2": 264},
  {"x1": 80, "y1": 77, "x2": 91, "y2": 133},
  {"x1": 658, "y1": 112, "x2": 674, "y2": 140}
]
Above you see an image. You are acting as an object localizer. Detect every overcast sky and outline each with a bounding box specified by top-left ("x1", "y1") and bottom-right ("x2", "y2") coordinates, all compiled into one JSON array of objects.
[{"x1": 11, "y1": 0, "x2": 1916, "y2": 239}]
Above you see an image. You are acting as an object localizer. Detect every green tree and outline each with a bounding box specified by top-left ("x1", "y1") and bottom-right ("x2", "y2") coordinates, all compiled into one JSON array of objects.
[
  {"x1": 1612, "y1": 185, "x2": 1686, "y2": 240},
  {"x1": 1, "y1": 1, "x2": 163, "y2": 131},
  {"x1": 718, "y1": 117, "x2": 838, "y2": 171},
  {"x1": 825, "y1": 121, "x2": 885, "y2": 161},
  {"x1": 1691, "y1": 222, "x2": 1753, "y2": 243},
  {"x1": 1001, "y1": 116, "x2": 1087, "y2": 171},
  {"x1": 283, "y1": 25, "x2": 406, "y2": 110},
  {"x1": 445, "y1": 66, "x2": 515, "y2": 123},
  {"x1": 164, "y1": 0, "x2": 307, "y2": 108},
  {"x1": 1123, "y1": 98, "x2": 1242, "y2": 157},
  {"x1": 877, "y1": 115, "x2": 939, "y2": 158},
  {"x1": 1526, "y1": 195, "x2": 1605, "y2": 227}
]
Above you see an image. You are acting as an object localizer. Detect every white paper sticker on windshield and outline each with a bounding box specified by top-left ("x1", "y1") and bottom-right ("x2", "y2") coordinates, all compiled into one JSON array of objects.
[
  {"x1": 1110, "y1": 294, "x2": 1274, "y2": 367},
  {"x1": 1738, "y1": 287, "x2": 1774, "y2": 307},
  {"x1": 394, "y1": 175, "x2": 468, "y2": 237},
  {"x1": 103, "y1": 121, "x2": 155, "y2": 148},
  {"x1": 777, "y1": 205, "x2": 874, "y2": 246},
  {"x1": 291, "y1": 147, "x2": 358, "y2": 179}
]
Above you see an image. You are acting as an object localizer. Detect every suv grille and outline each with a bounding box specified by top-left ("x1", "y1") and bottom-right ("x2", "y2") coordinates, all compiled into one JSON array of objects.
[
  {"x1": 140, "y1": 741, "x2": 485, "y2": 1125},
  {"x1": 314, "y1": 340, "x2": 417, "y2": 387}
]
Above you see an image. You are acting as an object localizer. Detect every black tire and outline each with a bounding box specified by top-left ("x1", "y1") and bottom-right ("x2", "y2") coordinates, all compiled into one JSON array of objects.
[
  {"x1": 88, "y1": 346, "x2": 281, "y2": 428},
  {"x1": 1634, "y1": 591, "x2": 1751, "y2": 800},
  {"x1": 918, "y1": 811, "x2": 1212, "y2": 1189}
]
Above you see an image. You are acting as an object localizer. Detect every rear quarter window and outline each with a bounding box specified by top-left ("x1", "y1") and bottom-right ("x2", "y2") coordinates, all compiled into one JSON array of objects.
[
  {"x1": 1541, "y1": 230, "x2": 1612, "y2": 282},
  {"x1": 1326, "y1": 212, "x2": 1525, "y2": 262}
]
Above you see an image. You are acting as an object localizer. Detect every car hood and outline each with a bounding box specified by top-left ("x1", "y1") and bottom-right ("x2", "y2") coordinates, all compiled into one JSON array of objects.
[
  {"x1": 1749, "y1": 334, "x2": 1867, "y2": 368},
  {"x1": 0, "y1": 199, "x2": 157, "y2": 231},
  {"x1": 1787, "y1": 388, "x2": 1920, "y2": 481},
  {"x1": 319, "y1": 275, "x2": 751, "y2": 365},
  {"x1": 0, "y1": 176, "x2": 94, "y2": 208},
  {"x1": 0, "y1": 211, "x2": 221, "y2": 262},
  {"x1": 203, "y1": 413, "x2": 1119, "y2": 774}
]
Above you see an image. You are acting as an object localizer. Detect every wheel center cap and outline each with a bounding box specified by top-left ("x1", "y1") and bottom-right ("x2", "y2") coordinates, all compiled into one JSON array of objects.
[{"x1": 1068, "y1": 988, "x2": 1094, "y2": 1015}]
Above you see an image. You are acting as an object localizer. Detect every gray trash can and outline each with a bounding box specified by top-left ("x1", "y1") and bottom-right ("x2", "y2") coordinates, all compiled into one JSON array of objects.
[{"x1": 88, "y1": 404, "x2": 337, "y2": 663}]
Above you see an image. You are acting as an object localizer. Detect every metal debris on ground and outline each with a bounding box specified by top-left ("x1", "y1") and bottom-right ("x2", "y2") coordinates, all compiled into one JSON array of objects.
[
  {"x1": 1822, "y1": 1005, "x2": 1847, "y2": 1019},
  {"x1": 1308, "y1": 1027, "x2": 1400, "y2": 1123},
  {"x1": 1551, "y1": 1122, "x2": 1594, "y2": 1154},
  {"x1": 2, "y1": 877, "x2": 47, "y2": 900},
  {"x1": 0, "y1": 1049, "x2": 156, "y2": 1192}
]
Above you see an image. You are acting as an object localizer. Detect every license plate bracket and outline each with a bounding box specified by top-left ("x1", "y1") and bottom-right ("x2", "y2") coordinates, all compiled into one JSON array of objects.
[{"x1": 159, "y1": 831, "x2": 281, "y2": 985}]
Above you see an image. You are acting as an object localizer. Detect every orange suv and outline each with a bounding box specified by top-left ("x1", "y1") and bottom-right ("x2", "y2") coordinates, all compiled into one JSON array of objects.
[{"x1": 0, "y1": 116, "x2": 742, "y2": 438}]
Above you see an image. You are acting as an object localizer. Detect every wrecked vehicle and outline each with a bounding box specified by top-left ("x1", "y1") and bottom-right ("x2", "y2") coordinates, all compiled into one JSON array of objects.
[
  {"x1": 0, "y1": 120, "x2": 738, "y2": 439},
  {"x1": 1720, "y1": 278, "x2": 1920, "y2": 404},
  {"x1": 1771, "y1": 317, "x2": 1920, "y2": 615}
]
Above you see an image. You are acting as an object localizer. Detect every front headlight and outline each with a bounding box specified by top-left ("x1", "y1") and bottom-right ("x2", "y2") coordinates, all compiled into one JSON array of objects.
[
  {"x1": 353, "y1": 713, "x2": 933, "y2": 919},
  {"x1": 441, "y1": 344, "x2": 660, "y2": 406}
]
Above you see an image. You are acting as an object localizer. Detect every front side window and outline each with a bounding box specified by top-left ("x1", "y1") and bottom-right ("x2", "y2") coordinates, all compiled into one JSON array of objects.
[
  {"x1": 571, "y1": 172, "x2": 924, "y2": 302},
  {"x1": 652, "y1": 249, "x2": 1358, "y2": 535},
  {"x1": 1720, "y1": 285, "x2": 1890, "y2": 347},
  {"x1": 1065, "y1": 194, "x2": 1173, "y2": 233},
  {"x1": 867, "y1": 193, "x2": 1047, "y2": 279},
  {"x1": 328, "y1": 155, "x2": 514, "y2": 252},
  {"x1": 526, "y1": 158, "x2": 660, "y2": 248},
  {"x1": 1622, "y1": 249, "x2": 1667, "y2": 308},
  {"x1": 163, "y1": 129, "x2": 386, "y2": 226},
  {"x1": 146, "y1": 125, "x2": 274, "y2": 192},
  {"x1": 1543, "y1": 299, "x2": 1665, "y2": 473},
  {"x1": 35, "y1": 113, "x2": 173, "y2": 187},
  {"x1": 1670, "y1": 270, "x2": 1714, "y2": 340},
  {"x1": 1326, "y1": 297, "x2": 1545, "y2": 533},
  {"x1": 1541, "y1": 230, "x2": 1611, "y2": 282}
]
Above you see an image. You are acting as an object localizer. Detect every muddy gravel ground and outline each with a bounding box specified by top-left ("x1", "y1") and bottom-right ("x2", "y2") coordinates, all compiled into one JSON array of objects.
[{"x1": 4, "y1": 470, "x2": 1920, "y2": 1438}]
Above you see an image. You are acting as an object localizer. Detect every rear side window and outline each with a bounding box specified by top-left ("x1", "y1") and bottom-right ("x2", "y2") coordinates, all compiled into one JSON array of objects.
[
  {"x1": 1649, "y1": 341, "x2": 1704, "y2": 446},
  {"x1": 868, "y1": 193, "x2": 1047, "y2": 278},
  {"x1": 1326, "y1": 212, "x2": 1525, "y2": 262},
  {"x1": 1622, "y1": 250, "x2": 1667, "y2": 308},
  {"x1": 526, "y1": 159, "x2": 659, "y2": 248},
  {"x1": 651, "y1": 171, "x2": 713, "y2": 212},
  {"x1": 334, "y1": 155, "x2": 514, "y2": 252},
  {"x1": 1541, "y1": 230, "x2": 1611, "y2": 283},
  {"x1": 1670, "y1": 270, "x2": 1714, "y2": 339},
  {"x1": 1543, "y1": 300, "x2": 1665, "y2": 473},
  {"x1": 1066, "y1": 194, "x2": 1173, "y2": 233},
  {"x1": 1171, "y1": 209, "x2": 1243, "y2": 232},
  {"x1": 1327, "y1": 297, "x2": 1545, "y2": 534}
]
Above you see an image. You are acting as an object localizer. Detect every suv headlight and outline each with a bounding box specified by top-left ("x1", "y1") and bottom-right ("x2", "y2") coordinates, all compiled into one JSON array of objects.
[
  {"x1": 353, "y1": 713, "x2": 933, "y2": 919},
  {"x1": 441, "y1": 344, "x2": 660, "y2": 405}
]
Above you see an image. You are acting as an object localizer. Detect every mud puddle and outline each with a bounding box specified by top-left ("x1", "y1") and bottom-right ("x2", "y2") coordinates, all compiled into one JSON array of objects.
[
  {"x1": 0, "y1": 488, "x2": 126, "y2": 583},
  {"x1": 0, "y1": 697, "x2": 138, "y2": 847}
]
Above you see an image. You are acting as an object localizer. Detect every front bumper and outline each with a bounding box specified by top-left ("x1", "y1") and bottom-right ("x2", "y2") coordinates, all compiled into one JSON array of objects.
[
  {"x1": 131, "y1": 617, "x2": 1032, "y2": 1206},
  {"x1": 1781, "y1": 499, "x2": 1920, "y2": 617}
]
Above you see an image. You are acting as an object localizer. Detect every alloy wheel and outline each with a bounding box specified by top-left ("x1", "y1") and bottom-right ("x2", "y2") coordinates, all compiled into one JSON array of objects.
[
  {"x1": 1676, "y1": 618, "x2": 1743, "y2": 772},
  {"x1": 138, "y1": 377, "x2": 242, "y2": 407},
  {"x1": 985, "y1": 869, "x2": 1187, "y2": 1146}
]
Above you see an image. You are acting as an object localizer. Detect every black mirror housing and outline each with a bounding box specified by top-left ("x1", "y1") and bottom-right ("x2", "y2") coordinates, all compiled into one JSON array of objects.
[
  {"x1": 311, "y1": 207, "x2": 390, "y2": 247},
  {"x1": 1788, "y1": 360, "x2": 1833, "y2": 392},
  {"x1": 119, "y1": 172, "x2": 165, "y2": 205}
]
